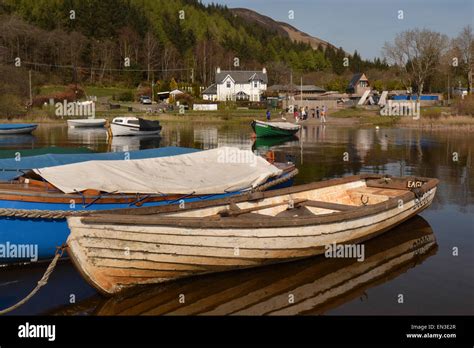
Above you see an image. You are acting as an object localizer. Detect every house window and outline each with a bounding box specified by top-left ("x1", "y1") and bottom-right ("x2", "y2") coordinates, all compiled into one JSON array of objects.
[
  {"x1": 226, "y1": 81, "x2": 231, "y2": 88},
  {"x1": 254, "y1": 81, "x2": 258, "y2": 88}
]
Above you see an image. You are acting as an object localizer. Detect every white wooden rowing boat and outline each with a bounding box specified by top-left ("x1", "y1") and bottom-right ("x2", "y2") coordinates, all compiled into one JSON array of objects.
[
  {"x1": 67, "y1": 119, "x2": 106, "y2": 128},
  {"x1": 89, "y1": 216, "x2": 436, "y2": 315},
  {"x1": 110, "y1": 117, "x2": 161, "y2": 136},
  {"x1": 67, "y1": 174, "x2": 439, "y2": 295}
]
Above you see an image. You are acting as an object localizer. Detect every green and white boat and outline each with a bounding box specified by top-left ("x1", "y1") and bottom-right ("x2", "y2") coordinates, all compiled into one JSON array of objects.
[{"x1": 251, "y1": 120, "x2": 300, "y2": 137}]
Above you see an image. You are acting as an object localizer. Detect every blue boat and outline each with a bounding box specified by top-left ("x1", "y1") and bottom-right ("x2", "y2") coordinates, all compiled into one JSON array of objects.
[
  {"x1": 0, "y1": 124, "x2": 37, "y2": 135},
  {"x1": 0, "y1": 147, "x2": 297, "y2": 265}
]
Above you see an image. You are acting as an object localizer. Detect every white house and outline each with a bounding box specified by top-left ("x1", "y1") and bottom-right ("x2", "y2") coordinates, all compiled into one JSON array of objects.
[{"x1": 203, "y1": 67, "x2": 268, "y2": 102}]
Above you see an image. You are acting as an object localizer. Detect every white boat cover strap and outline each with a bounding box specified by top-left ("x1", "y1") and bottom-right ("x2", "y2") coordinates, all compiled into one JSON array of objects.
[
  {"x1": 256, "y1": 121, "x2": 300, "y2": 130},
  {"x1": 32, "y1": 147, "x2": 283, "y2": 194}
]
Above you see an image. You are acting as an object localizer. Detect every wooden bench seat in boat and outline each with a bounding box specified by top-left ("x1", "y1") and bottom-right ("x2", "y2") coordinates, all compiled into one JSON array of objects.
[{"x1": 346, "y1": 186, "x2": 407, "y2": 205}]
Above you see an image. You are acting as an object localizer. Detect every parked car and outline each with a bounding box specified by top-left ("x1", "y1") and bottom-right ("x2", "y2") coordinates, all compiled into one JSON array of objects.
[{"x1": 139, "y1": 96, "x2": 152, "y2": 104}]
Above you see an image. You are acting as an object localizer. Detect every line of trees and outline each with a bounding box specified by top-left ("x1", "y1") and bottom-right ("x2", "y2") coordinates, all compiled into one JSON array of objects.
[
  {"x1": 0, "y1": 0, "x2": 387, "y2": 88},
  {"x1": 383, "y1": 26, "x2": 473, "y2": 98}
]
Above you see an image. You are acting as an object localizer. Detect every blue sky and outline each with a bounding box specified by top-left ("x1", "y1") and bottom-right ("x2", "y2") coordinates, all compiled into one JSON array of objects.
[{"x1": 201, "y1": 0, "x2": 473, "y2": 59}]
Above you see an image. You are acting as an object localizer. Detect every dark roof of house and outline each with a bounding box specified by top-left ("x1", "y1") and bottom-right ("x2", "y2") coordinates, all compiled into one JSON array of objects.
[
  {"x1": 216, "y1": 70, "x2": 268, "y2": 84},
  {"x1": 348, "y1": 73, "x2": 367, "y2": 89},
  {"x1": 202, "y1": 83, "x2": 217, "y2": 94},
  {"x1": 267, "y1": 84, "x2": 326, "y2": 93}
]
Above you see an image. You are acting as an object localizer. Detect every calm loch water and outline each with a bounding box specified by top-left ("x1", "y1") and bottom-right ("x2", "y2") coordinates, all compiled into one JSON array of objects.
[{"x1": 0, "y1": 120, "x2": 472, "y2": 315}]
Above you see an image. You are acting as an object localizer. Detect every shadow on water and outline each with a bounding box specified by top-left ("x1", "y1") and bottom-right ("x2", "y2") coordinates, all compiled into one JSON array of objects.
[{"x1": 42, "y1": 216, "x2": 436, "y2": 316}]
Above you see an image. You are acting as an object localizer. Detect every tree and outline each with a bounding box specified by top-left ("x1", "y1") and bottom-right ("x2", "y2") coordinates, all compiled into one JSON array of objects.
[
  {"x1": 144, "y1": 31, "x2": 159, "y2": 82},
  {"x1": 170, "y1": 77, "x2": 178, "y2": 90},
  {"x1": 383, "y1": 29, "x2": 449, "y2": 98},
  {"x1": 453, "y1": 25, "x2": 474, "y2": 93}
]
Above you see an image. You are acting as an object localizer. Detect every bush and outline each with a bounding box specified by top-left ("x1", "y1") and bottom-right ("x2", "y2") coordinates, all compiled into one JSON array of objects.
[
  {"x1": 117, "y1": 91, "x2": 134, "y2": 102},
  {"x1": 175, "y1": 93, "x2": 193, "y2": 106},
  {"x1": 0, "y1": 94, "x2": 27, "y2": 117},
  {"x1": 455, "y1": 95, "x2": 474, "y2": 116},
  {"x1": 31, "y1": 85, "x2": 86, "y2": 107}
]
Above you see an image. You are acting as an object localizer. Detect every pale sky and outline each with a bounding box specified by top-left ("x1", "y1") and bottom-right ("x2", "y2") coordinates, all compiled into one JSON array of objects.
[{"x1": 201, "y1": 0, "x2": 474, "y2": 59}]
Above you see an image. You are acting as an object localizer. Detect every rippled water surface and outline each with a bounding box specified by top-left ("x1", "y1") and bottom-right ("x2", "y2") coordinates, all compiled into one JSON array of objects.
[{"x1": 0, "y1": 121, "x2": 472, "y2": 315}]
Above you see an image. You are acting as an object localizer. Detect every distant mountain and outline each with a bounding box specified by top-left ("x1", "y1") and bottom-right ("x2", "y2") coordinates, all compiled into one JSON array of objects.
[{"x1": 230, "y1": 8, "x2": 338, "y2": 51}]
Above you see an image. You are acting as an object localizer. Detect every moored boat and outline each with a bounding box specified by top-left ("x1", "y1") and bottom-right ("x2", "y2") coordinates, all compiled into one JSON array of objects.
[
  {"x1": 46, "y1": 216, "x2": 436, "y2": 315},
  {"x1": 0, "y1": 147, "x2": 296, "y2": 264},
  {"x1": 66, "y1": 174, "x2": 438, "y2": 295},
  {"x1": 67, "y1": 119, "x2": 106, "y2": 128},
  {"x1": 0, "y1": 124, "x2": 37, "y2": 135},
  {"x1": 110, "y1": 117, "x2": 161, "y2": 136},
  {"x1": 92, "y1": 216, "x2": 436, "y2": 315},
  {"x1": 251, "y1": 120, "x2": 300, "y2": 137}
]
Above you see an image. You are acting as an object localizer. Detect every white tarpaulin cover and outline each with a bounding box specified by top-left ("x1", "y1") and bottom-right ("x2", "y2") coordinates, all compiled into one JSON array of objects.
[
  {"x1": 255, "y1": 120, "x2": 300, "y2": 130},
  {"x1": 32, "y1": 147, "x2": 283, "y2": 194}
]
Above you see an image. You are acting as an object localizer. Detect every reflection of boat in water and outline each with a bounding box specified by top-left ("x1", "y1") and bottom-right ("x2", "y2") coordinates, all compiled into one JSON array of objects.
[
  {"x1": 252, "y1": 135, "x2": 299, "y2": 151},
  {"x1": 49, "y1": 215, "x2": 436, "y2": 315},
  {"x1": 110, "y1": 135, "x2": 161, "y2": 152},
  {"x1": 0, "y1": 134, "x2": 36, "y2": 147},
  {"x1": 0, "y1": 146, "x2": 93, "y2": 159},
  {"x1": 67, "y1": 127, "x2": 107, "y2": 145}
]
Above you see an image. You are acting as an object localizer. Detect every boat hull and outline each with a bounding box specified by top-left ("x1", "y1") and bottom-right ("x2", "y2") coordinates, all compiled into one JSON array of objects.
[
  {"x1": 66, "y1": 175, "x2": 438, "y2": 295},
  {"x1": 251, "y1": 121, "x2": 299, "y2": 137},
  {"x1": 0, "y1": 124, "x2": 37, "y2": 135},
  {"x1": 67, "y1": 119, "x2": 106, "y2": 128},
  {"x1": 111, "y1": 123, "x2": 160, "y2": 136},
  {"x1": 88, "y1": 216, "x2": 436, "y2": 315}
]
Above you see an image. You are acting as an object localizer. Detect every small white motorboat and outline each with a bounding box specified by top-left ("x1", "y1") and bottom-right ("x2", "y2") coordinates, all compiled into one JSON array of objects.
[
  {"x1": 0, "y1": 124, "x2": 37, "y2": 135},
  {"x1": 67, "y1": 119, "x2": 106, "y2": 128},
  {"x1": 110, "y1": 117, "x2": 161, "y2": 136}
]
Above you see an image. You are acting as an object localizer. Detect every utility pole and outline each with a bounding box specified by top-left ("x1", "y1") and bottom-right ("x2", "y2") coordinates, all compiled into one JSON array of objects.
[
  {"x1": 29, "y1": 70, "x2": 32, "y2": 106},
  {"x1": 300, "y1": 76, "x2": 303, "y2": 104},
  {"x1": 152, "y1": 80, "x2": 155, "y2": 103}
]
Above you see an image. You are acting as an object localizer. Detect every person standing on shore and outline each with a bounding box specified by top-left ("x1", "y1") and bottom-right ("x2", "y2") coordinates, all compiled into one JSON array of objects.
[
  {"x1": 321, "y1": 105, "x2": 327, "y2": 123},
  {"x1": 316, "y1": 106, "x2": 320, "y2": 119},
  {"x1": 266, "y1": 109, "x2": 271, "y2": 121}
]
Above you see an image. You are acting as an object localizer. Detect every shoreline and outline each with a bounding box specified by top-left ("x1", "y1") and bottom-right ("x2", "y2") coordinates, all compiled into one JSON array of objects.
[{"x1": 1, "y1": 112, "x2": 473, "y2": 132}]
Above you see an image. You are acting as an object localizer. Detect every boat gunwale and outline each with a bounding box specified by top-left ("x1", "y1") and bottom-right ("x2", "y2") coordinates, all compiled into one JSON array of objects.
[{"x1": 76, "y1": 174, "x2": 439, "y2": 228}]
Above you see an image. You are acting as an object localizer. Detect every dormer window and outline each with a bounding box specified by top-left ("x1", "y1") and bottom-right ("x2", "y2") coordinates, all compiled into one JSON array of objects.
[
  {"x1": 254, "y1": 81, "x2": 258, "y2": 88},
  {"x1": 226, "y1": 81, "x2": 231, "y2": 88}
]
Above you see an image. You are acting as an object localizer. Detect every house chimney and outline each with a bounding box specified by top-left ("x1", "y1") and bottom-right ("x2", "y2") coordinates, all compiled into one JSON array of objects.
[
  {"x1": 262, "y1": 67, "x2": 267, "y2": 74},
  {"x1": 216, "y1": 67, "x2": 221, "y2": 74}
]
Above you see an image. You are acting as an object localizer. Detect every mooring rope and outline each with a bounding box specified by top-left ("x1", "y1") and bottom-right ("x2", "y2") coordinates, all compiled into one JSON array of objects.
[
  {"x1": 0, "y1": 208, "x2": 91, "y2": 219},
  {"x1": 0, "y1": 246, "x2": 65, "y2": 315},
  {"x1": 253, "y1": 168, "x2": 299, "y2": 192}
]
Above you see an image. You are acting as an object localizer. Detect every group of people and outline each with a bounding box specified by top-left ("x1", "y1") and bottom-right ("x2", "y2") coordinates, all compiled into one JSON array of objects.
[
  {"x1": 287, "y1": 105, "x2": 328, "y2": 123},
  {"x1": 267, "y1": 105, "x2": 328, "y2": 123}
]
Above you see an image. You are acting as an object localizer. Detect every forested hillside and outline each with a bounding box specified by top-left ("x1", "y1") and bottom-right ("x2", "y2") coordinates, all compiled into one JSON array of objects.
[{"x1": 0, "y1": 0, "x2": 385, "y2": 86}]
